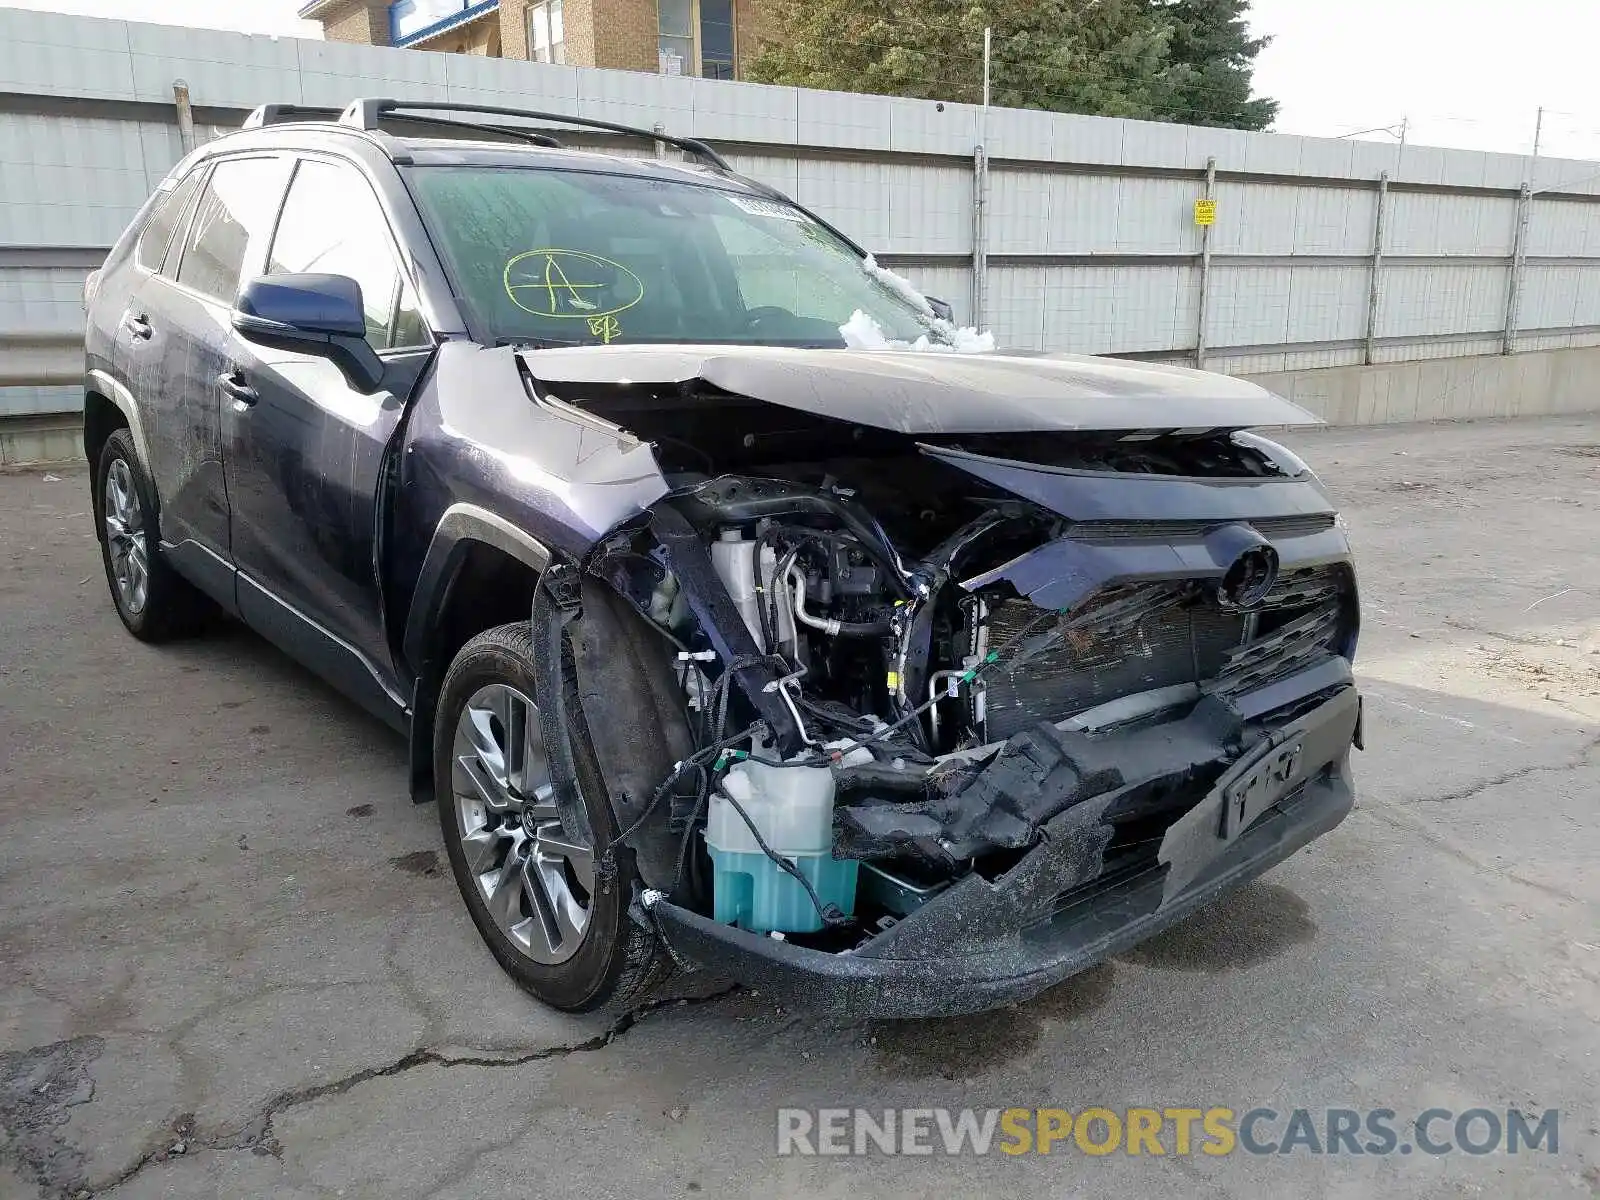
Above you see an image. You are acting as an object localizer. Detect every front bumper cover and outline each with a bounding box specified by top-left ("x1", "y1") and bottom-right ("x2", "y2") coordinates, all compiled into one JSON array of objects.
[{"x1": 646, "y1": 683, "x2": 1360, "y2": 1018}]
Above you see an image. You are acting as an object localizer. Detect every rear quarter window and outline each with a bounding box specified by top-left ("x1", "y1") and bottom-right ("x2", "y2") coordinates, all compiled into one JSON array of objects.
[{"x1": 135, "y1": 169, "x2": 204, "y2": 275}]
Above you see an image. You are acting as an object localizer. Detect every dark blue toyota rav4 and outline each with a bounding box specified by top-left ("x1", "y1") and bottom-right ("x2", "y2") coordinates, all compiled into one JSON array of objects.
[{"x1": 83, "y1": 99, "x2": 1362, "y2": 1017}]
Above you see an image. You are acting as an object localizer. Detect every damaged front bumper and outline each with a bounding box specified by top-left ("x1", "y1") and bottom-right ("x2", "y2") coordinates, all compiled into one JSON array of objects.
[{"x1": 644, "y1": 678, "x2": 1361, "y2": 1018}]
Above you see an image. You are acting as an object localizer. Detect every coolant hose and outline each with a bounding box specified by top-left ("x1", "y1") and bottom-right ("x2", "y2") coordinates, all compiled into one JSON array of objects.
[{"x1": 789, "y1": 568, "x2": 892, "y2": 637}]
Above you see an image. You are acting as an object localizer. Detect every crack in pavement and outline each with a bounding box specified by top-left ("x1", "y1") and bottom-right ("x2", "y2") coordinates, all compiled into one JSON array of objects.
[
  {"x1": 85, "y1": 983, "x2": 740, "y2": 1197},
  {"x1": 1360, "y1": 801, "x2": 1595, "y2": 909},
  {"x1": 0, "y1": 1036, "x2": 103, "y2": 1200},
  {"x1": 1442, "y1": 618, "x2": 1554, "y2": 649},
  {"x1": 415, "y1": 1107, "x2": 551, "y2": 1200},
  {"x1": 1358, "y1": 731, "x2": 1600, "y2": 907},
  {"x1": 1410, "y1": 732, "x2": 1600, "y2": 805}
]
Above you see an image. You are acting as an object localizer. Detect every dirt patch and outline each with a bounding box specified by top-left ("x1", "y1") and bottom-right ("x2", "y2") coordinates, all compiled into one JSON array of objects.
[
  {"x1": 1474, "y1": 645, "x2": 1600, "y2": 703},
  {"x1": 389, "y1": 849, "x2": 440, "y2": 877},
  {"x1": 870, "y1": 964, "x2": 1116, "y2": 1080},
  {"x1": 1119, "y1": 881, "x2": 1316, "y2": 973},
  {"x1": 346, "y1": 804, "x2": 374, "y2": 818}
]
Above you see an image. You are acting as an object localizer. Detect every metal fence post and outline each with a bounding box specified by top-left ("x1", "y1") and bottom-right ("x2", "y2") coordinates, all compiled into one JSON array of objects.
[
  {"x1": 1502, "y1": 182, "x2": 1532, "y2": 355},
  {"x1": 1194, "y1": 156, "x2": 1216, "y2": 370},
  {"x1": 970, "y1": 144, "x2": 988, "y2": 328},
  {"x1": 173, "y1": 81, "x2": 196, "y2": 155},
  {"x1": 969, "y1": 27, "x2": 992, "y2": 329},
  {"x1": 1363, "y1": 171, "x2": 1389, "y2": 365}
]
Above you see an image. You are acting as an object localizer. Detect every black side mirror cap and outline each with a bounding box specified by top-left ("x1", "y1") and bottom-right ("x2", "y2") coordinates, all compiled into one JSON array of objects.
[
  {"x1": 232, "y1": 273, "x2": 384, "y2": 393},
  {"x1": 926, "y1": 295, "x2": 956, "y2": 323}
]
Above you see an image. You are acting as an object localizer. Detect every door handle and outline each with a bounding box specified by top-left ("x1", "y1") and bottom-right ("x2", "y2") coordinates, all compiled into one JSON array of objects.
[
  {"x1": 218, "y1": 370, "x2": 259, "y2": 407},
  {"x1": 125, "y1": 313, "x2": 153, "y2": 340}
]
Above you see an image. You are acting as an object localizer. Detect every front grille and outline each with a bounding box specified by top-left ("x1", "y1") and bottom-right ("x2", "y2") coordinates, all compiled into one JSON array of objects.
[
  {"x1": 980, "y1": 565, "x2": 1349, "y2": 741},
  {"x1": 1207, "y1": 606, "x2": 1341, "y2": 698}
]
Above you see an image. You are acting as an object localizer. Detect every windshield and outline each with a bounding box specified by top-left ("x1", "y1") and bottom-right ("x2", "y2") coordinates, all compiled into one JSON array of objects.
[{"x1": 405, "y1": 165, "x2": 943, "y2": 348}]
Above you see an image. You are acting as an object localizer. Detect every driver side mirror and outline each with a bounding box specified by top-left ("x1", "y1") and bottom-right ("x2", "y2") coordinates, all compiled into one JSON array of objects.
[
  {"x1": 232, "y1": 273, "x2": 384, "y2": 393},
  {"x1": 926, "y1": 295, "x2": 956, "y2": 323}
]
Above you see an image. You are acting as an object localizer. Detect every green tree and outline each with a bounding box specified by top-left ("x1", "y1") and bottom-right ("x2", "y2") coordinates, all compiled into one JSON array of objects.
[
  {"x1": 746, "y1": 0, "x2": 1276, "y2": 131},
  {"x1": 1153, "y1": 0, "x2": 1278, "y2": 129},
  {"x1": 744, "y1": 0, "x2": 976, "y2": 105},
  {"x1": 986, "y1": 0, "x2": 1181, "y2": 118}
]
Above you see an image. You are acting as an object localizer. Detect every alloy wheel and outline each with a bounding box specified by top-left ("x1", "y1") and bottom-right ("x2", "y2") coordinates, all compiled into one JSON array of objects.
[
  {"x1": 103, "y1": 457, "x2": 149, "y2": 615},
  {"x1": 450, "y1": 683, "x2": 594, "y2": 964}
]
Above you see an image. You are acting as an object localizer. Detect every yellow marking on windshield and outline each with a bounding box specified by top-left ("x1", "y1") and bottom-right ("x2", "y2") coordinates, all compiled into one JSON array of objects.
[
  {"x1": 587, "y1": 315, "x2": 622, "y2": 343},
  {"x1": 540, "y1": 255, "x2": 598, "y2": 311},
  {"x1": 503, "y1": 249, "x2": 644, "y2": 320}
]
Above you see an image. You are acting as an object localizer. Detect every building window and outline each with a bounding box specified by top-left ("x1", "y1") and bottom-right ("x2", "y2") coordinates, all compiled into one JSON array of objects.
[
  {"x1": 657, "y1": 0, "x2": 693, "y2": 75},
  {"x1": 699, "y1": 0, "x2": 733, "y2": 79},
  {"x1": 529, "y1": 0, "x2": 564, "y2": 64},
  {"x1": 657, "y1": 0, "x2": 735, "y2": 78}
]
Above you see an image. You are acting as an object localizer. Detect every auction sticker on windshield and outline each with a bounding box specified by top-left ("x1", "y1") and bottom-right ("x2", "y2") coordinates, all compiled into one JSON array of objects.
[{"x1": 727, "y1": 194, "x2": 814, "y2": 222}]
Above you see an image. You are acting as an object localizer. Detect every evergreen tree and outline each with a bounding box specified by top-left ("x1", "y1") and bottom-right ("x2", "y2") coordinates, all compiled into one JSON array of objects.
[
  {"x1": 1154, "y1": 0, "x2": 1278, "y2": 129},
  {"x1": 987, "y1": 0, "x2": 1180, "y2": 119},
  {"x1": 746, "y1": 0, "x2": 1276, "y2": 131}
]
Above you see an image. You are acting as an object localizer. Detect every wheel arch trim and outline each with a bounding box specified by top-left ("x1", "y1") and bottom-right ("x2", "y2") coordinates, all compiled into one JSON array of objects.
[
  {"x1": 85, "y1": 370, "x2": 156, "y2": 496},
  {"x1": 402, "y1": 503, "x2": 553, "y2": 674},
  {"x1": 403, "y1": 503, "x2": 553, "y2": 804}
]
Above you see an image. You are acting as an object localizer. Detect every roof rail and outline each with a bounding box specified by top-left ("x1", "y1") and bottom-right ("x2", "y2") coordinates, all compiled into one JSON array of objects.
[
  {"x1": 337, "y1": 98, "x2": 733, "y2": 171},
  {"x1": 371, "y1": 112, "x2": 563, "y2": 148},
  {"x1": 242, "y1": 104, "x2": 344, "y2": 129}
]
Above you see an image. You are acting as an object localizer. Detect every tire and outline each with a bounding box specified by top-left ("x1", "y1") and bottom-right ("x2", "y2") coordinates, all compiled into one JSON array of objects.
[
  {"x1": 94, "y1": 428, "x2": 209, "y2": 642},
  {"x1": 433, "y1": 622, "x2": 670, "y2": 1014}
]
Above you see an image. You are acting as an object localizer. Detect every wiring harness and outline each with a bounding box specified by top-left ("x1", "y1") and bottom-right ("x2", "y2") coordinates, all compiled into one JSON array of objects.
[{"x1": 605, "y1": 600, "x2": 1075, "y2": 931}]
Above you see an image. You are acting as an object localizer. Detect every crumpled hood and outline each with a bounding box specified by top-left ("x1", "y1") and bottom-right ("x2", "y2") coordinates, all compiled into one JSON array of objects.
[{"x1": 518, "y1": 344, "x2": 1320, "y2": 434}]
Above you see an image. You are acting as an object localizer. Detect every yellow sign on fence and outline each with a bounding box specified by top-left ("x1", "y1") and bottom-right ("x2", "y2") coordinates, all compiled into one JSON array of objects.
[{"x1": 1194, "y1": 199, "x2": 1218, "y2": 227}]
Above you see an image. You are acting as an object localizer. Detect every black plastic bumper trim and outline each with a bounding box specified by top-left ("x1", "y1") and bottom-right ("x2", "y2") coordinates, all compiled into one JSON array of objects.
[{"x1": 650, "y1": 688, "x2": 1359, "y2": 1018}]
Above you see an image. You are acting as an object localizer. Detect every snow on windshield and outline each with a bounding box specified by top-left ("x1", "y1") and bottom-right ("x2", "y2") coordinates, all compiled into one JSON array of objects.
[
  {"x1": 863, "y1": 254, "x2": 935, "y2": 316},
  {"x1": 841, "y1": 256, "x2": 996, "y2": 354}
]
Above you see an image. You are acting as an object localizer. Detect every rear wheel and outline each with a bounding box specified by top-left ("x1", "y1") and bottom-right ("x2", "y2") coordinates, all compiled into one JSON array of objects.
[
  {"x1": 434, "y1": 622, "x2": 669, "y2": 1013},
  {"x1": 94, "y1": 429, "x2": 208, "y2": 642}
]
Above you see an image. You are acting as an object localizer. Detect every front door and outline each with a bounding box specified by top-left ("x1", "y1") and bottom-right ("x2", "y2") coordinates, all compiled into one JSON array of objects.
[{"x1": 222, "y1": 156, "x2": 433, "y2": 718}]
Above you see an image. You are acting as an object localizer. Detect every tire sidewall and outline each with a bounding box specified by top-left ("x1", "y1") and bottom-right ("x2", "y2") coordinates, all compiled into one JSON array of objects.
[
  {"x1": 433, "y1": 628, "x2": 636, "y2": 1012},
  {"x1": 95, "y1": 429, "x2": 157, "y2": 637}
]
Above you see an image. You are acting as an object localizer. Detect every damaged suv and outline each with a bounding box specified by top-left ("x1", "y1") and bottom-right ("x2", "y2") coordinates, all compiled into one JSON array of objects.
[{"x1": 84, "y1": 99, "x2": 1362, "y2": 1017}]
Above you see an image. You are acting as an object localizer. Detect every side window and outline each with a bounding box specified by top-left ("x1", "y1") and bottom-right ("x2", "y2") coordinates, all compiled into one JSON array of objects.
[
  {"x1": 267, "y1": 159, "x2": 428, "y2": 351},
  {"x1": 135, "y1": 169, "x2": 204, "y2": 275},
  {"x1": 175, "y1": 157, "x2": 291, "y2": 304}
]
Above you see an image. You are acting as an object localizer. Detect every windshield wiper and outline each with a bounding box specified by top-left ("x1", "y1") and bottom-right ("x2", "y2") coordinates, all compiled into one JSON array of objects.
[{"x1": 495, "y1": 336, "x2": 589, "y2": 349}]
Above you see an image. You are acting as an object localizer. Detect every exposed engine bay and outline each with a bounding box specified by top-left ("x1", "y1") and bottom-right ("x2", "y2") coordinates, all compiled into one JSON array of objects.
[{"x1": 530, "y1": 368, "x2": 1362, "y2": 969}]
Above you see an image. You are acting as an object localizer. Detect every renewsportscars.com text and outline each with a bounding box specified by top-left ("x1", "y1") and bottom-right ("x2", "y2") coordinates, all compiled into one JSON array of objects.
[{"x1": 775, "y1": 1106, "x2": 1561, "y2": 1157}]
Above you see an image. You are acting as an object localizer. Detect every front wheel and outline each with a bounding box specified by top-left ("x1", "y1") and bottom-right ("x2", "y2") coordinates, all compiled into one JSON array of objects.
[{"x1": 433, "y1": 622, "x2": 669, "y2": 1013}]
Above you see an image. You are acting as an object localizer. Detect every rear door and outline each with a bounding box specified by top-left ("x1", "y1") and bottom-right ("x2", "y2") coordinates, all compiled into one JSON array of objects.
[
  {"x1": 222, "y1": 155, "x2": 433, "y2": 719},
  {"x1": 132, "y1": 155, "x2": 292, "y2": 598},
  {"x1": 106, "y1": 165, "x2": 204, "y2": 408}
]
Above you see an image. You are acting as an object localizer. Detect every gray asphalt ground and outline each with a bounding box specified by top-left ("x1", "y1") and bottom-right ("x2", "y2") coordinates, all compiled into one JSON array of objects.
[{"x1": 2, "y1": 416, "x2": 1598, "y2": 1199}]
